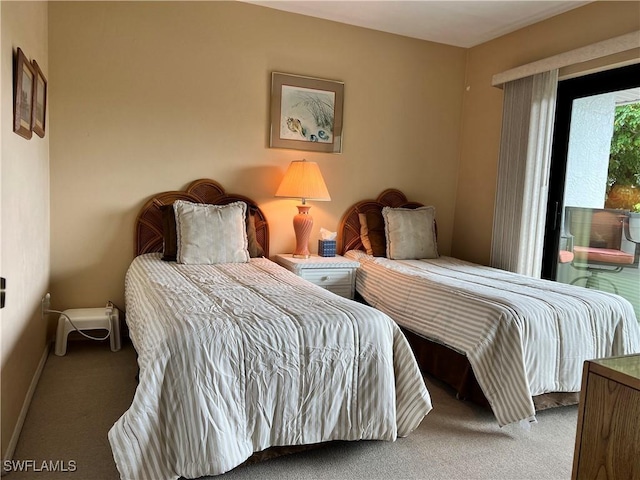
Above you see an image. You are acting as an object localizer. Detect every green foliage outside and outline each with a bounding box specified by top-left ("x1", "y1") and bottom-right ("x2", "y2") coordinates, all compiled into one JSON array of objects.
[{"x1": 608, "y1": 103, "x2": 640, "y2": 189}]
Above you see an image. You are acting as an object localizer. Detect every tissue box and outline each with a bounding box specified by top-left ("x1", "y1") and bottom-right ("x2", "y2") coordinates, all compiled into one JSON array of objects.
[{"x1": 318, "y1": 240, "x2": 336, "y2": 257}]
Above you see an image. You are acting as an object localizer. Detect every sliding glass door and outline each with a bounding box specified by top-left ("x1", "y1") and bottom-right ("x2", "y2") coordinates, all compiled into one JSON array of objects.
[{"x1": 542, "y1": 63, "x2": 640, "y2": 320}]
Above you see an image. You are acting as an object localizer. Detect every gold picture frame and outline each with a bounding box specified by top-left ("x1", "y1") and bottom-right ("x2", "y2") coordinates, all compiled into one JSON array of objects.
[
  {"x1": 13, "y1": 48, "x2": 36, "y2": 140},
  {"x1": 270, "y1": 72, "x2": 344, "y2": 154},
  {"x1": 31, "y1": 59, "x2": 47, "y2": 138}
]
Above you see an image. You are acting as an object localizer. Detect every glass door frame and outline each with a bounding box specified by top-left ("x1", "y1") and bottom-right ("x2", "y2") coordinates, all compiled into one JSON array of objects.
[{"x1": 541, "y1": 63, "x2": 640, "y2": 281}]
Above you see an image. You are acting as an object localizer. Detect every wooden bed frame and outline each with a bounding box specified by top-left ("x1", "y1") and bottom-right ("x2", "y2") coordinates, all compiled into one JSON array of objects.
[
  {"x1": 338, "y1": 189, "x2": 578, "y2": 412},
  {"x1": 134, "y1": 178, "x2": 269, "y2": 257}
]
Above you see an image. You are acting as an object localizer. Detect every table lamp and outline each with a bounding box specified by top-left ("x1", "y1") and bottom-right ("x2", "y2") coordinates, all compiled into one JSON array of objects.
[{"x1": 275, "y1": 159, "x2": 331, "y2": 258}]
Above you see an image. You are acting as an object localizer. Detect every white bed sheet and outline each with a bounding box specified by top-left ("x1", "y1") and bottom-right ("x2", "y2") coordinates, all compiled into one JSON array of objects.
[
  {"x1": 108, "y1": 254, "x2": 431, "y2": 480},
  {"x1": 345, "y1": 250, "x2": 640, "y2": 426}
]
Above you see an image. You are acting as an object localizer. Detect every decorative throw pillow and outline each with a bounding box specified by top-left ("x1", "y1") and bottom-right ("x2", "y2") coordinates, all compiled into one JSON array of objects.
[
  {"x1": 161, "y1": 204, "x2": 178, "y2": 261},
  {"x1": 360, "y1": 210, "x2": 387, "y2": 257},
  {"x1": 246, "y1": 207, "x2": 265, "y2": 258},
  {"x1": 382, "y1": 206, "x2": 439, "y2": 260},
  {"x1": 358, "y1": 213, "x2": 373, "y2": 255},
  {"x1": 174, "y1": 200, "x2": 250, "y2": 264},
  {"x1": 162, "y1": 202, "x2": 264, "y2": 260}
]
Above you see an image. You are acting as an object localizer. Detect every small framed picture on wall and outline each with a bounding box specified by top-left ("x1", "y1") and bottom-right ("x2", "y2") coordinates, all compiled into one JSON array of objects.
[
  {"x1": 31, "y1": 60, "x2": 47, "y2": 138},
  {"x1": 13, "y1": 48, "x2": 36, "y2": 140},
  {"x1": 270, "y1": 72, "x2": 344, "y2": 154}
]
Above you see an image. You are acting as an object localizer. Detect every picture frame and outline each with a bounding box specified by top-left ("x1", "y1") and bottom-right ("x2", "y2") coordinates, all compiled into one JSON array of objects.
[
  {"x1": 270, "y1": 72, "x2": 344, "y2": 154},
  {"x1": 31, "y1": 59, "x2": 47, "y2": 138},
  {"x1": 13, "y1": 48, "x2": 36, "y2": 140}
]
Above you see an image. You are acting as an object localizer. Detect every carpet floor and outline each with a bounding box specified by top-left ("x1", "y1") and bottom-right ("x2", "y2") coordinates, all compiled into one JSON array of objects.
[{"x1": 8, "y1": 339, "x2": 579, "y2": 479}]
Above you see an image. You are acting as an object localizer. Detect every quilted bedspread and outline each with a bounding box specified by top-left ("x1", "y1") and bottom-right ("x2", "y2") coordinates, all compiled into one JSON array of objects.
[
  {"x1": 108, "y1": 254, "x2": 432, "y2": 480},
  {"x1": 346, "y1": 251, "x2": 640, "y2": 427}
]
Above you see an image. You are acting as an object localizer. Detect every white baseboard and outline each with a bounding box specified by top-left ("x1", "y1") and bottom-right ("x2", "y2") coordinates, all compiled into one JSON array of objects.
[{"x1": 2, "y1": 343, "x2": 50, "y2": 476}]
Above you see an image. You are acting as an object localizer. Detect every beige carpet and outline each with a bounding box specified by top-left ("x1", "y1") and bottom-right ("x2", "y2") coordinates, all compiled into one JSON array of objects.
[{"x1": 8, "y1": 339, "x2": 578, "y2": 479}]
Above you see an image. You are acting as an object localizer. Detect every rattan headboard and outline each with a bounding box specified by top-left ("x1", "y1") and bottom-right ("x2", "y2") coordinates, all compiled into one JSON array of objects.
[
  {"x1": 337, "y1": 189, "x2": 424, "y2": 255},
  {"x1": 134, "y1": 178, "x2": 269, "y2": 257}
]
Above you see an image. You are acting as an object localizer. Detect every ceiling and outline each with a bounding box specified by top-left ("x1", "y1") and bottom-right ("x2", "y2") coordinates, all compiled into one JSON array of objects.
[{"x1": 243, "y1": 1, "x2": 592, "y2": 48}]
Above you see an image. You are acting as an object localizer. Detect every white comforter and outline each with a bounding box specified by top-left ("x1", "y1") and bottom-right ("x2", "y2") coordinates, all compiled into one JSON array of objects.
[
  {"x1": 109, "y1": 254, "x2": 432, "y2": 480},
  {"x1": 345, "y1": 251, "x2": 640, "y2": 427}
]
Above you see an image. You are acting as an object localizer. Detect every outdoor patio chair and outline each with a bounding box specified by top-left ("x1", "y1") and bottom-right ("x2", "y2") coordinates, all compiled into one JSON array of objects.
[{"x1": 565, "y1": 206, "x2": 640, "y2": 294}]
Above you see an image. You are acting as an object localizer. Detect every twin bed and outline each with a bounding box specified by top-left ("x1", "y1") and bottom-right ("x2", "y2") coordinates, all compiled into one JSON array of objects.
[
  {"x1": 109, "y1": 180, "x2": 640, "y2": 479},
  {"x1": 338, "y1": 189, "x2": 640, "y2": 426},
  {"x1": 108, "y1": 180, "x2": 431, "y2": 480}
]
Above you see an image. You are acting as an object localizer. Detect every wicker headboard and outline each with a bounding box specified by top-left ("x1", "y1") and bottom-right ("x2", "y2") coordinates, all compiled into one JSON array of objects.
[
  {"x1": 338, "y1": 188, "x2": 424, "y2": 255},
  {"x1": 134, "y1": 178, "x2": 269, "y2": 257}
]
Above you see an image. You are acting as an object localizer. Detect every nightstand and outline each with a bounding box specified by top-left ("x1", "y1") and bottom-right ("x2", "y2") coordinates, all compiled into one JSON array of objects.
[{"x1": 274, "y1": 254, "x2": 360, "y2": 299}]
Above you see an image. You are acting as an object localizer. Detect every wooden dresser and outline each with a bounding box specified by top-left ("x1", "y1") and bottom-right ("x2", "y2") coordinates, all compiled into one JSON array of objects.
[{"x1": 572, "y1": 354, "x2": 640, "y2": 479}]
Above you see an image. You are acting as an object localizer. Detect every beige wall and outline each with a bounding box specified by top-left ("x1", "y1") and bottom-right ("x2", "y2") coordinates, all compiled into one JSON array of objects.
[
  {"x1": 48, "y1": 1, "x2": 467, "y2": 309},
  {"x1": 453, "y1": 1, "x2": 640, "y2": 264},
  {"x1": 1, "y1": 1, "x2": 50, "y2": 459}
]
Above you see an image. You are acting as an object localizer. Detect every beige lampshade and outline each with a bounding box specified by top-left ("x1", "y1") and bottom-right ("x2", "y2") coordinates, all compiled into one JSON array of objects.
[{"x1": 275, "y1": 160, "x2": 331, "y2": 203}]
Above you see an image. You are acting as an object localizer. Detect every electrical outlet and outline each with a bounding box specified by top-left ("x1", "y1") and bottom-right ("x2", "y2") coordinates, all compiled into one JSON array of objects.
[{"x1": 41, "y1": 293, "x2": 51, "y2": 319}]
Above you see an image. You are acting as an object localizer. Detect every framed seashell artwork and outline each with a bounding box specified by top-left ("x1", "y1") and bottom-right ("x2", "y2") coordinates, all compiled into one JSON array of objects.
[{"x1": 270, "y1": 72, "x2": 344, "y2": 154}]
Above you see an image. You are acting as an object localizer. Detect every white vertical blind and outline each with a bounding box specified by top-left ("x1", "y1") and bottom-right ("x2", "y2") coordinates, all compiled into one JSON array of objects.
[{"x1": 491, "y1": 70, "x2": 558, "y2": 277}]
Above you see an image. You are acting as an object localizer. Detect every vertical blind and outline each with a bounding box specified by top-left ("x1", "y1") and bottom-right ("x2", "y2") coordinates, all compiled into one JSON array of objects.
[{"x1": 491, "y1": 70, "x2": 559, "y2": 277}]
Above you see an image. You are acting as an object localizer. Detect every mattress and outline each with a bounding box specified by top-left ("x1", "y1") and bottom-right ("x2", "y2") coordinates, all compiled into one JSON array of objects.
[
  {"x1": 345, "y1": 250, "x2": 640, "y2": 426},
  {"x1": 108, "y1": 253, "x2": 432, "y2": 480}
]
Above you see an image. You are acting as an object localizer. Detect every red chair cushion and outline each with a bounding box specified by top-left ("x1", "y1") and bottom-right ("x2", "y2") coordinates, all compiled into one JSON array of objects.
[{"x1": 573, "y1": 246, "x2": 635, "y2": 265}]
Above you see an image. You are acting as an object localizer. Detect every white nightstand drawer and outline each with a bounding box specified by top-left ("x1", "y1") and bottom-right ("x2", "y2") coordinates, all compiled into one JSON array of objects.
[
  {"x1": 300, "y1": 268, "x2": 353, "y2": 287},
  {"x1": 273, "y1": 254, "x2": 359, "y2": 300}
]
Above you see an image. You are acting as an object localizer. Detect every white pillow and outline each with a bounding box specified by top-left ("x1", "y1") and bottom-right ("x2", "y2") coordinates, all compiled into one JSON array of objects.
[
  {"x1": 174, "y1": 200, "x2": 250, "y2": 264},
  {"x1": 382, "y1": 206, "x2": 438, "y2": 260}
]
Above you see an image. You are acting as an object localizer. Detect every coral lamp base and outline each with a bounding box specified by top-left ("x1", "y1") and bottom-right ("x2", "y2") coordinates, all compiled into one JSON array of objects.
[{"x1": 292, "y1": 205, "x2": 313, "y2": 258}]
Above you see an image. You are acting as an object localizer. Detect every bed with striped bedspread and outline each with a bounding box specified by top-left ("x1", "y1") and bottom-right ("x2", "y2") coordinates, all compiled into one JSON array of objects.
[
  {"x1": 108, "y1": 253, "x2": 432, "y2": 480},
  {"x1": 345, "y1": 250, "x2": 640, "y2": 427}
]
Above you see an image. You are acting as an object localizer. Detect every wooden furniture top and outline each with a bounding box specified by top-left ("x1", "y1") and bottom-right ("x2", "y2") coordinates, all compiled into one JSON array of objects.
[{"x1": 588, "y1": 354, "x2": 640, "y2": 390}]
